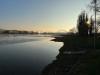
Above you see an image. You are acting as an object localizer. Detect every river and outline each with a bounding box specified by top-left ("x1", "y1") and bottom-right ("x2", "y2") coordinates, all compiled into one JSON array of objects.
[{"x1": 0, "y1": 35, "x2": 63, "y2": 75}]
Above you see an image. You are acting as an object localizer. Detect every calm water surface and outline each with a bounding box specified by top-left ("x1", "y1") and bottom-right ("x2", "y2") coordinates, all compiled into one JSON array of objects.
[{"x1": 0, "y1": 35, "x2": 63, "y2": 75}]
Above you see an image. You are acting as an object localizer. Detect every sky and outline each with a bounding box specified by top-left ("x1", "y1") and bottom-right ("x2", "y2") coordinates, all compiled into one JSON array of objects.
[{"x1": 0, "y1": 0, "x2": 91, "y2": 32}]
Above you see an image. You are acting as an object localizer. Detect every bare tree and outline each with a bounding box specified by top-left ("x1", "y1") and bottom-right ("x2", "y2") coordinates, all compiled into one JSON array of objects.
[
  {"x1": 90, "y1": 0, "x2": 100, "y2": 33},
  {"x1": 89, "y1": 0, "x2": 100, "y2": 48}
]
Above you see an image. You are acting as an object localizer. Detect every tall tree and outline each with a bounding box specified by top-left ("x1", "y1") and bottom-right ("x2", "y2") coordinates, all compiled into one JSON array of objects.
[
  {"x1": 89, "y1": 0, "x2": 100, "y2": 33},
  {"x1": 77, "y1": 12, "x2": 89, "y2": 36},
  {"x1": 89, "y1": 16, "x2": 94, "y2": 35}
]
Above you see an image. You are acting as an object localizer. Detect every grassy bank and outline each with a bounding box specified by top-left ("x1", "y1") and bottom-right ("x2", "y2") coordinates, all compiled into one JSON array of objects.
[
  {"x1": 42, "y1": 34, "x2": 100, "y2": 75},
  {"x1": 53, "y1": 34, "x2": 100, "y2": 49}
]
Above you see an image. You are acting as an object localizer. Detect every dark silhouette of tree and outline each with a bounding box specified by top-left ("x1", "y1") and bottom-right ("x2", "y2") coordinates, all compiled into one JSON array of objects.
[
  {"x1": 77, "y1": 12, "x2": 89, "y2": 36},
  {"x1": 89, "y1": 16, "x2": 94, "y2": 35},
  {"x1": 90, "y1": 0, "x2": 100, "y2": 12},
  {"x1": 2, "y1": 30, "x2": 10, "y2": 34},
  {"x1": 89, "y1": 0, "x2": 100, "y2": 34}
]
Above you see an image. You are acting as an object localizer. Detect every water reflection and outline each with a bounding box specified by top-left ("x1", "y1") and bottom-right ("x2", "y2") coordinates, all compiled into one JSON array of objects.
[{"x1": 0, "y1": 36, "x2": 63, "y2": 75}]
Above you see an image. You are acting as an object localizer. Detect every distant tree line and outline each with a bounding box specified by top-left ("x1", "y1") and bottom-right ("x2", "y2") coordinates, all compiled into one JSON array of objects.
[{"x1": 0, "y1": 30, "x2": 39, "y2": 34}]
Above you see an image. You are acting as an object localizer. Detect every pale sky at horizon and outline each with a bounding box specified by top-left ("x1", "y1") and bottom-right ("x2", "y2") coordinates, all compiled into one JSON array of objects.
[{"x1": 0, "y1": 0, "x2": 91, "y2": 32}]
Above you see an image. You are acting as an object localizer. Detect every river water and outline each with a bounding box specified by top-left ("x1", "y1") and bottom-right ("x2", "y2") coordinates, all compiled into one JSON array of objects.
[{"x1": 0, "y1": 35, "x2": 63, "y2": 75}]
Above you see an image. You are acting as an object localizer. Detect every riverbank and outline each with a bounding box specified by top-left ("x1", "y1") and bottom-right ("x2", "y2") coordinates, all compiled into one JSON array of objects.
[{"x1": 41, "y1": 34, "x2": 100, "y2": 75}]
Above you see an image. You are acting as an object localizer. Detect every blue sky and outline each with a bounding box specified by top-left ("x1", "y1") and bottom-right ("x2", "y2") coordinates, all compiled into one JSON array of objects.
[{"x1": 0, "y1": 0, "x2": 91, "y2": 32}]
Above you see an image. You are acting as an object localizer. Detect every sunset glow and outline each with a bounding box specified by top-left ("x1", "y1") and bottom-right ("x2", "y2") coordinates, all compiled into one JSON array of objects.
[{"x1": 0, "y1": 0, "x2": 91, "y2": 32}]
